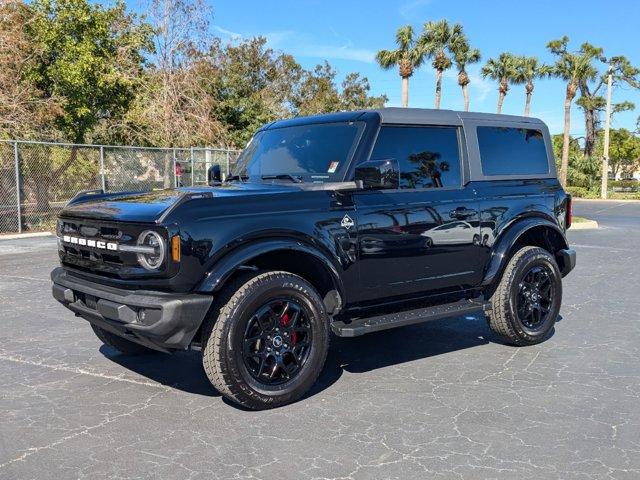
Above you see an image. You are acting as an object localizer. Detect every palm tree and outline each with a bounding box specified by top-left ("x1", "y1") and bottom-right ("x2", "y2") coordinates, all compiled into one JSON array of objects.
[
  {"x1": 419, "y1": 20, "x2": 462, "y2": 109},
  {"x1": 376, "y1": 26, "x2": 425, "y2": 108},
  {"x1": 450, "y1": 34, "x2": 481, "y2": 111},
  {"x1": 548, "y1": 36, "x2": 604, "y2": 186},
  {"x1": 513, "y1": 56, "x2": 551, "y2": 117},
  {"x1": 481, "y1": 53, "x2": 519, "y2": 114}
]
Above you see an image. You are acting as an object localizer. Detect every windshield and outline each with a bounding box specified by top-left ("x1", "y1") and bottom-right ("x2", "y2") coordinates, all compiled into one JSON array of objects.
[{"x1": 232, "y1": 121, "x2": 365, "y2": 183}]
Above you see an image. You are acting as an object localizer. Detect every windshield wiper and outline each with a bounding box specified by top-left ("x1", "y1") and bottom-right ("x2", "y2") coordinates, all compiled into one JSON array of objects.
[
  {"x1": 225, "y1": 174, "x2": 249, "y2": 183},
  {"x1": 260, "y1": 174, "x2": 304, "y2": 183}
]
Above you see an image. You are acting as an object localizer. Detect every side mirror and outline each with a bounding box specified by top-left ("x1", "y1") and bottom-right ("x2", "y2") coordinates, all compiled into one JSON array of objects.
[
  {"x1": 354, "y1": 159, "x2": 399, "y2": 189},
  {"x1": 207, "y1": 164, "x2": 222, "y2": 185}
]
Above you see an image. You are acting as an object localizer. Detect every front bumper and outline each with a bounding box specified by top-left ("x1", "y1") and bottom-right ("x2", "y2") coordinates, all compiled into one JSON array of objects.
[
  {"x1": 51, "y1": 267, "x2": 212, "y2": 352},
  {"x1": 558, "y1": 248, "x2": 577, "y2": 277}
]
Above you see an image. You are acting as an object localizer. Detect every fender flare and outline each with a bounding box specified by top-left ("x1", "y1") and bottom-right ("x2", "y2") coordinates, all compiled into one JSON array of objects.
[
  {"x1": 197, "y1": 238, "x2": 344, "y2": 300},
  {"x1": 482, "y1": 216, "x2": 569, "y2": 287}
]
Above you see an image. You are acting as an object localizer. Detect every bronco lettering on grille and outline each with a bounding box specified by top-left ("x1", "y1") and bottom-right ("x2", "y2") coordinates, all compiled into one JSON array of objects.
[{"x1": 62, "y1": 235, "x2": 118, "y2": 251}]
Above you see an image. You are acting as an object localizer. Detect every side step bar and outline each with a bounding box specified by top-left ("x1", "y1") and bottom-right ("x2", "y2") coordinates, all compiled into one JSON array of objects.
[{"x1": 331, "y1": 299, "x2": 485, "y2": 337}]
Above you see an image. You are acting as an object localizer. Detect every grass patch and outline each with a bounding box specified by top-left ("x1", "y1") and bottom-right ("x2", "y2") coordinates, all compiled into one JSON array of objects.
[{"x1": 572, "y1": 216, "x2": 590, "y2": 223}]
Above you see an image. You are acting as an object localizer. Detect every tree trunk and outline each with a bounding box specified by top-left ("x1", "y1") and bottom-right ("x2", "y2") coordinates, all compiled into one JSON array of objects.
[
  {"x1": 401, "y1": 76, "x2": 409, "y2": 108},
  {"x1": 524, "y1": 80, "x2": 533, "y2": 117},
  {"x1": 36, "y1": 146, "x2": 79, "y2": 212},
  {"x1": 34, "y1": 178, "x2": 51, "y2": 213},
  {"x1": 497, "y1": 92, "x2": 505, "y2": 114},
  {"x1": 560, "y1": 86, "x2": 575, "y2": 187},
  {"x1": 434, "y1": 69, "x2": 443, "y2": 109},
  {"x1": 584, "y1": 107, "x2": 596, "y2": 157},
  {"x1": 524, "y1": 92, "x2": 532, "y2": 117},
  {"x1": 462, "y1": 84, "x2": 470, "y2": 111}
]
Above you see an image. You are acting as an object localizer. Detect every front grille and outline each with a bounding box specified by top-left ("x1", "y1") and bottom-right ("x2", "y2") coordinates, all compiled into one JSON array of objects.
[{"x1": 58, "y1": 218, "x2": 166, "y2": 278}]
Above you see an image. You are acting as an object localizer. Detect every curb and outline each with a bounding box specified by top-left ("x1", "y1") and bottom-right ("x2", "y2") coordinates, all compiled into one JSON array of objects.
[
  {"x1": 573, "y1": 198, "x2": 640, "y2": 203},
  {"x1": 569, "y1": 220, "x2": 599, "y2": 230},
  {"x1": 0, "y1": 231, "x2": 54, "y2": 241}
]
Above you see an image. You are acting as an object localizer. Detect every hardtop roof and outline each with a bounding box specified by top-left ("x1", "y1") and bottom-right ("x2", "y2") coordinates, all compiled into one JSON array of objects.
[{"x1": 262, "y1": 107, "x2": 546, "y2": 130}]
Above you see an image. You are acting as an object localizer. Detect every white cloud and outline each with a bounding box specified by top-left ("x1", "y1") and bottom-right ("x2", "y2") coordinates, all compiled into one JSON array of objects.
[
  {"x1": 212, "y1": 25, "x2": 375, "y2": 63},
  {"x1": 212, "y1": 25, "x2": 243, "y2": 40},
  {"x1": 294, "y1": 44, "x2": 375, "y2": 63},
  {"x1": 400, "y1": 0, "x2": 432, "y2": 20}
]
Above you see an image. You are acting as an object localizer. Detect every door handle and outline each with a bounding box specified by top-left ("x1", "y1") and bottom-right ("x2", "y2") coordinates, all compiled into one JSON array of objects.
[{"x1": 449, "y1": 207, "x2": 477, "y2": 219}]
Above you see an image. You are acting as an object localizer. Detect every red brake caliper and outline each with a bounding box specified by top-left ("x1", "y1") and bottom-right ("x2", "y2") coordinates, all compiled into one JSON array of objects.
[{"x1": 280, "y1": 311, "x2": 297, "y2": 345}]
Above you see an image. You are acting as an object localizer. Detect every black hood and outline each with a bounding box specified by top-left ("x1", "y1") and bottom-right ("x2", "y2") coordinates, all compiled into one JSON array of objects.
[{"x1": 59, "y1": 183, "x2": 301, "y2": 223}]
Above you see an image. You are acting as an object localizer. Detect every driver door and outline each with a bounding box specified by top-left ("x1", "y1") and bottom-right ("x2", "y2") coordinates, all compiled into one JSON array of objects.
[{"x1": 353, "y1": 125, "x2": 483, "y2": 302}]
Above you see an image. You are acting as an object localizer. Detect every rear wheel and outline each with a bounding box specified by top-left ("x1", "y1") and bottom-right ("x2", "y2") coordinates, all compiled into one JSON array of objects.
[
  {"x1": 91, "y1": 324, "x2": 155, "y2": 355},
  {"x1": 485, "y1": 246, "x2": 562, "y2": 346},
  {"x1": 201, "y1": 271, "x2": 329, "y2": 410}
]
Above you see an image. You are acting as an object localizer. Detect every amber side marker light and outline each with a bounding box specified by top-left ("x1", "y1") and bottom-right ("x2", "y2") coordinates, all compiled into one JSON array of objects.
[{"x1": 171, "y1": 235, "x2": 181, "y2": 262}]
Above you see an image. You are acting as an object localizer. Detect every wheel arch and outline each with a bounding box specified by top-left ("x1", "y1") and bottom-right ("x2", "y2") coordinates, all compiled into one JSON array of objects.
[
  {"x1": 482, "y1": 217, "x2": 570, "y2": 289},
  {"x1": 197, "y1": 238, "x2": 345, "y2": 315}
]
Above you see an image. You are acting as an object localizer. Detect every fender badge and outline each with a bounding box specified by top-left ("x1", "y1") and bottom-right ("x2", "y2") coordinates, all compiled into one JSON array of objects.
[{"x1": 341, "y1": 214, "x2": 355, "y2": 230}]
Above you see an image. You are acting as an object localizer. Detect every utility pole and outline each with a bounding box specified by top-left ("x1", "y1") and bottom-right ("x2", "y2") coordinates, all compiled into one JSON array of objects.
[{"x1": 601, "y1": 67, "x2": 613, "y2": 199}]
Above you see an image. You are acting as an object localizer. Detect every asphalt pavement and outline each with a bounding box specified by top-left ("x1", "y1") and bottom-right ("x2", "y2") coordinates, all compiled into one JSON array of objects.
[{"x1": 1, "y1": 199, "x2": 639, "y2": 479}]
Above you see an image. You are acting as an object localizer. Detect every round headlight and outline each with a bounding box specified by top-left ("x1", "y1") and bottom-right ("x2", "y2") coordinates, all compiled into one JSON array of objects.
[{"x1": 136, "y1": 230, "x2": 165, "y2": 270}]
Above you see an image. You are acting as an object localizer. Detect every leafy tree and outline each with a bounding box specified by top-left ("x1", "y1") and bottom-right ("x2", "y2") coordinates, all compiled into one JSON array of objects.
[
  {"x1": 119, "y1": 1, "x2": 228, "y2": 147},
  {"x1": 212, "y1": 37, "x2": 303, "y2": 147},
  {"x1": 295, "y1": 65, "x2": 387, "y2": 116},
  {"x1": 18, "y1": 0, "x2": 152, "y2": 209},
  {"x1": 551, "y1": 134, "x2": 600, "y2": 192},
  {"x1": 481, "y1": 53, "x2": 519, "y2": 114},
  {"x1": 340, "y1": 73, "x2": 388, "y2": 111},
  {"x1": 376, "y1": 26, "x2": 424, "y2": 108},
  {"x1": 577, "y1": 56, "x2": 639, "y2": 157},
  {"x1": 295, "y1": 62, "x2": 343, "y2": 116},
  {"x1": 419, "y1": 20, "x2": 462, "y2": 109},
  {"x1": 548, "y1": 36, "x2": 604, "y2": 186},
  {"x1": 513, "y1": 56, "x2": 551, "y2": 117},
  {"x1": 27, "y1": 0, "x2": 152, "y2": 143},
  {"x1": 595, "y1": 128, "x2": 640, "y2": 178},
  {"x1": 449, "y1": 32, "x2": 481, "y2": 111},
  {"x1": 0, "y1": 1, "x2": 58, "y2": 139}
]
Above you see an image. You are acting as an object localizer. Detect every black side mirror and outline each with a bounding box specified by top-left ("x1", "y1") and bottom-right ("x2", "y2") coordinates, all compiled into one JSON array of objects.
[
  {"x1": 207, "y1": 164, "x2": 222, "y2": 185},
  {"x1": 354, "y1": 159, "x2": 399, "y2": 189}
]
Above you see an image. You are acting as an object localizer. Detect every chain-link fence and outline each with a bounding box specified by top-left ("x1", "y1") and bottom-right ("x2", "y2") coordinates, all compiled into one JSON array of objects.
[{"x1": 0, "y1": 140, "x2": 241, "y2": 234}]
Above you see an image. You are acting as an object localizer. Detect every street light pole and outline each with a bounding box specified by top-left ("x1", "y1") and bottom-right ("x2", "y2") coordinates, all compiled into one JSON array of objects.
[{"x1": 601, "y1": 68, "x2": 613, "y2": 199}]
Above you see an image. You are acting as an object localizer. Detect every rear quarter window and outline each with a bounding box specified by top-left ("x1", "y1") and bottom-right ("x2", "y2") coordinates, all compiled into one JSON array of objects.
[{"x1": 477, "y1": 127, "x2": 549, "y2": 176}]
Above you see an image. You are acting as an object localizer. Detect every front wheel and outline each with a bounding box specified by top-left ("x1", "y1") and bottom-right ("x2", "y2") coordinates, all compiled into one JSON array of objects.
[
  {"x1": 201, "y1": 271, "x2": 329, "y2": 410},
  {"x1": 485, "y1": 246, "x2": 562, "y2": 346}
]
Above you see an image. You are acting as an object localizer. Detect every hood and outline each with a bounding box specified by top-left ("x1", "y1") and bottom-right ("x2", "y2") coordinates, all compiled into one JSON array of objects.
[{"x1": 60, "y1": 182, "x2": 301, "y2": 223}]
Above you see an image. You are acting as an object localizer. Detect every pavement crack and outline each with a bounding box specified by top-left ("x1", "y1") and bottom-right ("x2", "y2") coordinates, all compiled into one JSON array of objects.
[
  {"x1": 0, "y1": 391, "x2": 164, "y2": 469},
  {"x1": 0, "y1": 352, "x2": 169, "y2": 389}
]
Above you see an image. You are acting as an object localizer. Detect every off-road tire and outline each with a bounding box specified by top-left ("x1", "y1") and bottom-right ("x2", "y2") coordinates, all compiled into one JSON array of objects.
[
  {"x1": 201, "y1": 271, "x2": 330, "y2": 410},
  {"x1": 91, "y1": 324, "x2": 155, "y2": 355},
  {"x1": 485, "y1": 246, "x2": 562, "y2": 346}
]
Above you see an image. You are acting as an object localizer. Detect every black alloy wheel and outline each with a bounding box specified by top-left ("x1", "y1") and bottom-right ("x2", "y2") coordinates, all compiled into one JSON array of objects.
[
  {"x1": 242, "y1": 299, "x2": 312, "y2": 385},
  {"x1": 485, "y1": 246, "x2": 562, "y2": 346},
  {"x1": 201, "y1": 271, "x2": 329, "y2": 409},
  {"x1": 516, "y1": 265, "x2": 554, "y2": 330}
]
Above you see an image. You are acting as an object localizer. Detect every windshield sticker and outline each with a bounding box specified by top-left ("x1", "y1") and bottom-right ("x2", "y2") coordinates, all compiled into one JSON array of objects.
[{"x1": 327, "y1": 161, "x2": 339, "y2": 173}]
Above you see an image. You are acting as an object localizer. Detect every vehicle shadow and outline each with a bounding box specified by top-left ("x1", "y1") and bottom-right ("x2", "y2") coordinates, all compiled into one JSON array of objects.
[
  {"x1": 100, "y1": 313, "x2": 559, "y2": 405},
  {"x1": 100, "y1": 345, "x2": 220, "y2": 397},
  {"x1": 308, "y1": 313, "x2": 492, "y2": 398}
]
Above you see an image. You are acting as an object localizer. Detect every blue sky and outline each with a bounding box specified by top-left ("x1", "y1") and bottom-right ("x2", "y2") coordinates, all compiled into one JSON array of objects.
[{"x1": 145, "y1": 0, "x2": 639, "y2": 135}]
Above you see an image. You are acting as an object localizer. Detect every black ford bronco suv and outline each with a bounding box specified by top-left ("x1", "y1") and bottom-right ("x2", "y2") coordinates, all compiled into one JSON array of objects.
[{"x1": 52, "y1": 108, "x2": 576, "y2": 409}]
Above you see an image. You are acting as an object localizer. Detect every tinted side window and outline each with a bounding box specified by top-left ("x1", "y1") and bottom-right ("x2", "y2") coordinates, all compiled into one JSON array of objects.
[
  {"x1": 370, "y1": 126, "x2": 461, "y2": 189},
  {"x1": 477, "y1": 127, "x2": 549, "y2": 176}
]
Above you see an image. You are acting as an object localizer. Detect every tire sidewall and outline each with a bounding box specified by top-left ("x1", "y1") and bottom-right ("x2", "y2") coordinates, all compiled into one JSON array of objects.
[
  {"x1": 507, "y1": 250, "x2": 562, "y2": 343},
  {"x1": 221, "y1": 274, "x2": 328, "y2": 406}
]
